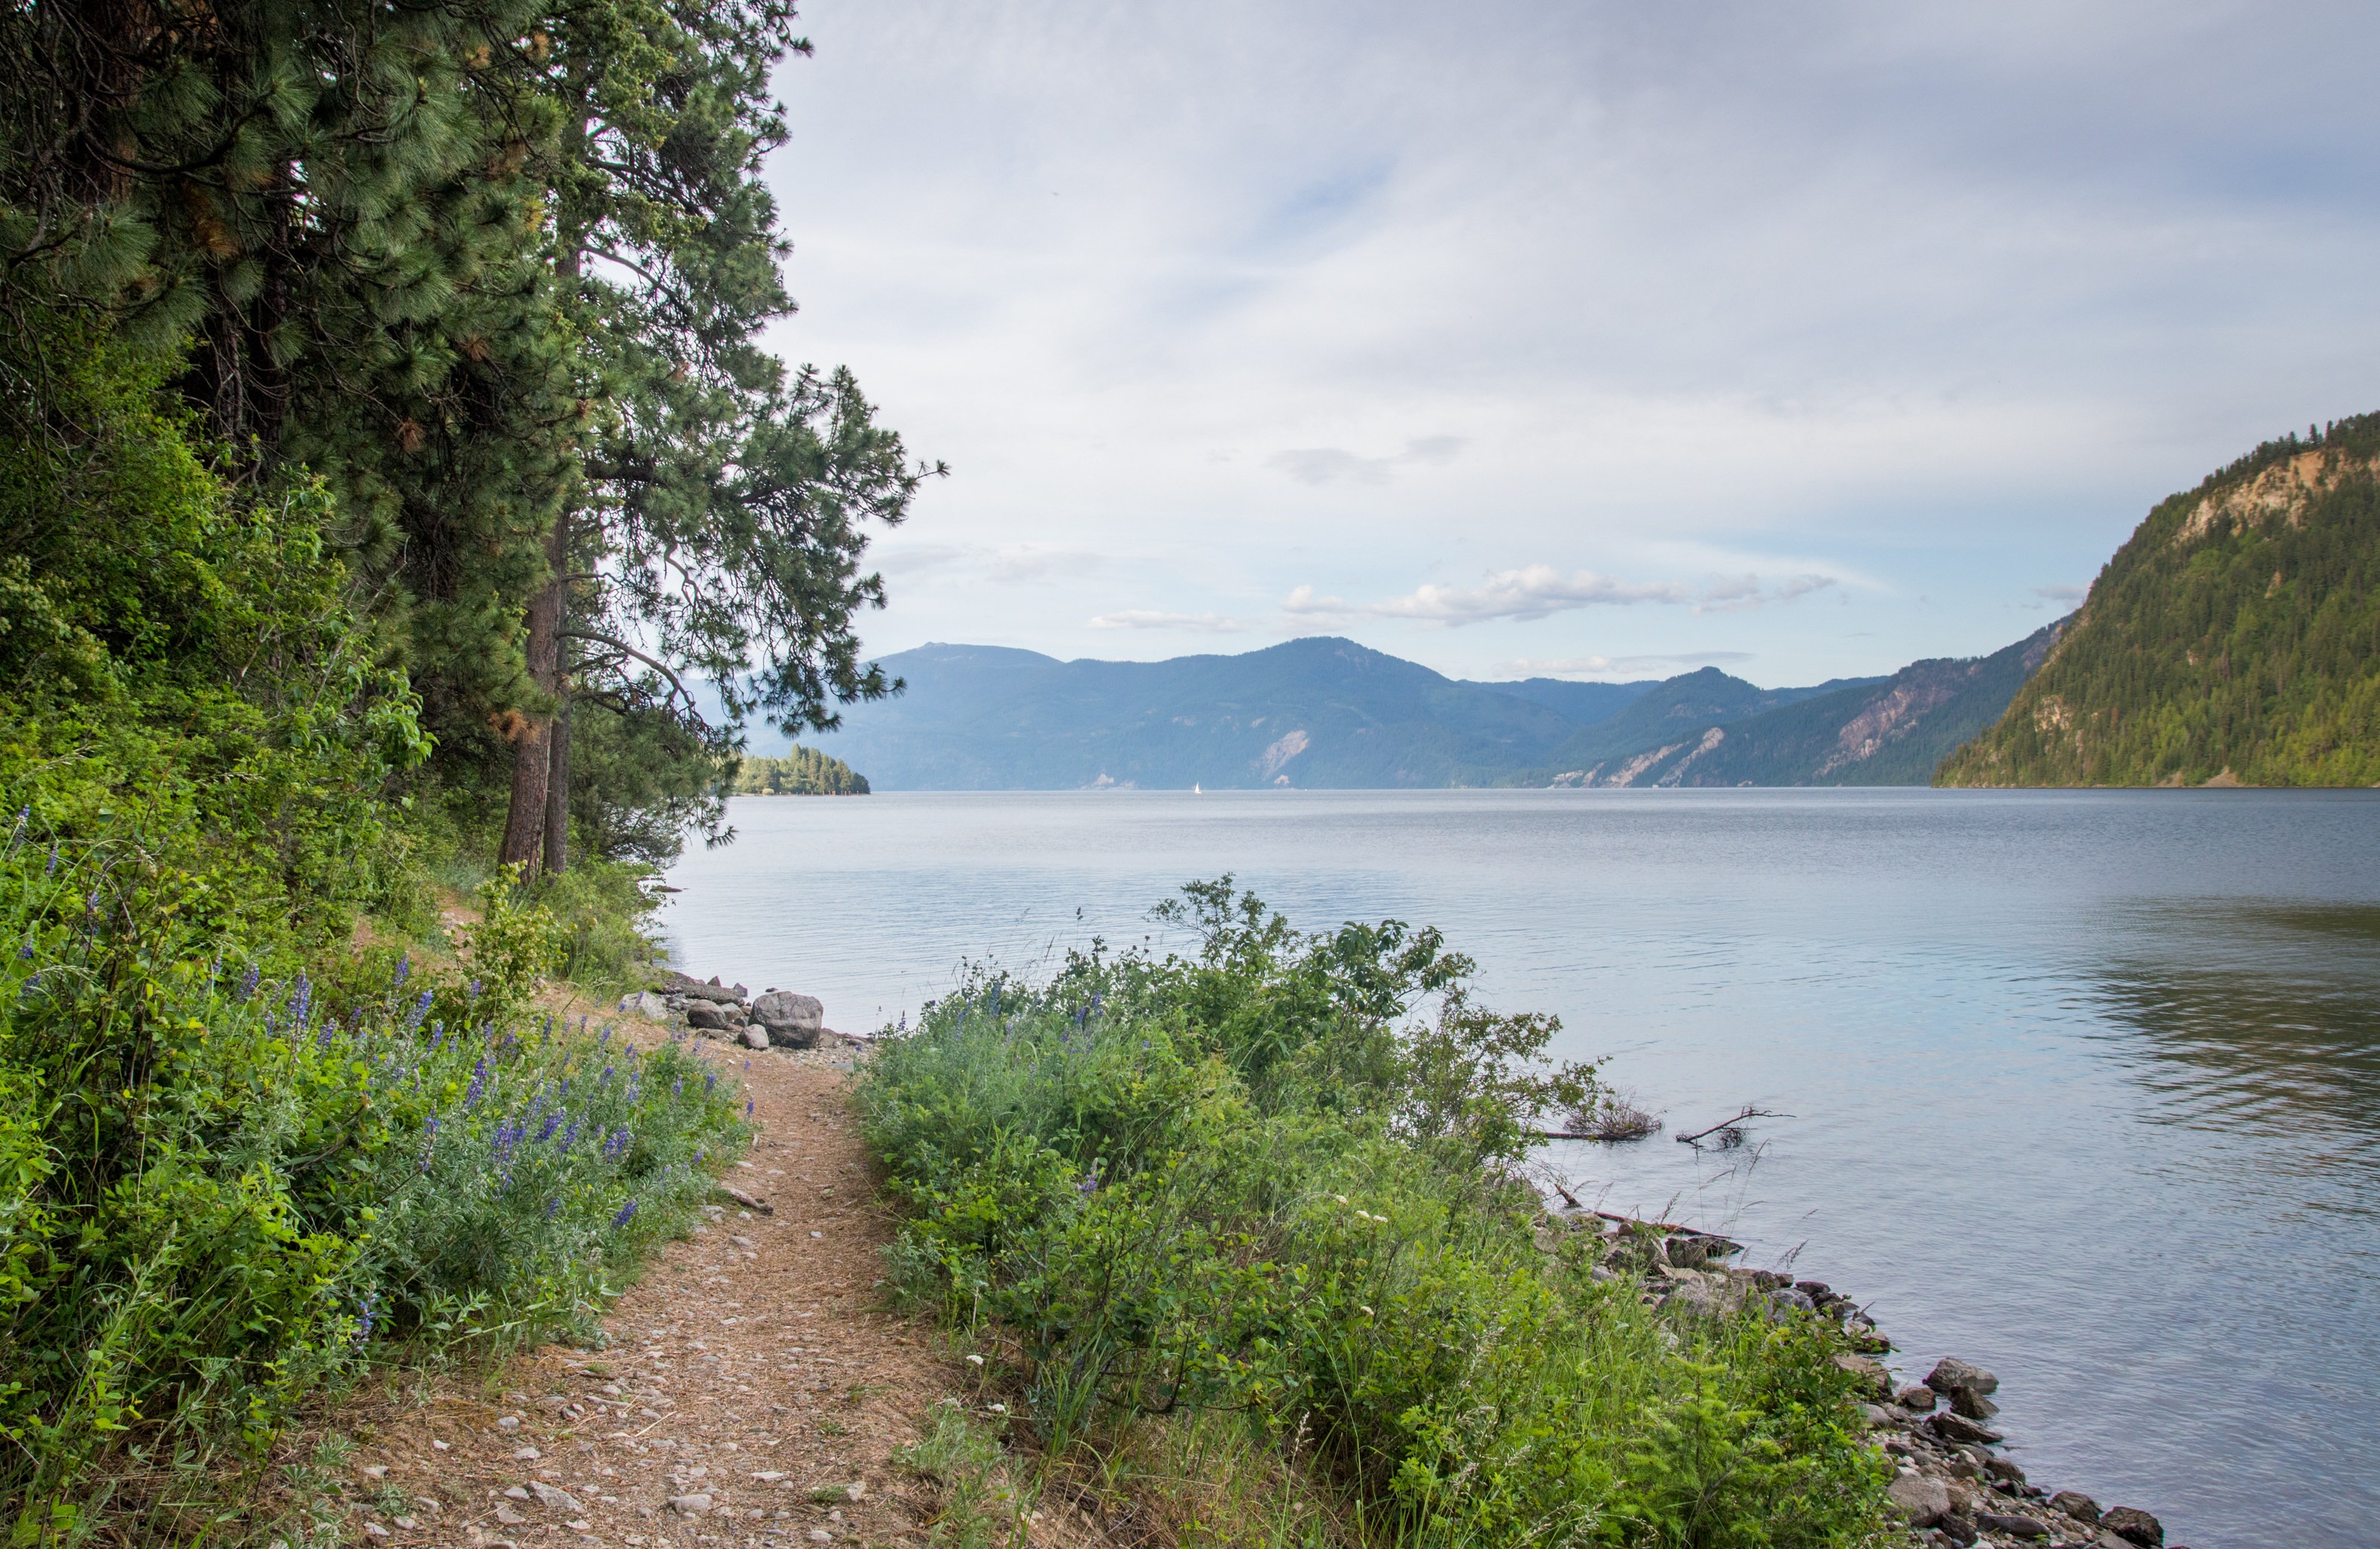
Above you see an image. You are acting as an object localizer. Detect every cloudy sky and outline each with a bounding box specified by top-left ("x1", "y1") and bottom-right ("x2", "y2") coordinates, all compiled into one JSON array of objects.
[{"x1": 756, "y1": 0, "x2": 2379, "y2": 687}]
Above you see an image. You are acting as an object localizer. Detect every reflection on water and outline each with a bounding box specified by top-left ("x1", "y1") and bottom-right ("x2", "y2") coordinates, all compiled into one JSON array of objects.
[{"x1": 661, "y1": 789, "x2": 2380, "y2": 1548}]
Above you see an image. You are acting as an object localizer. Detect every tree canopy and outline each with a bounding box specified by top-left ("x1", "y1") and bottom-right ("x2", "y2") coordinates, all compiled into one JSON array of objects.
[{"x1": 0, "y1": 0, "x2": 928, "y2": 870}]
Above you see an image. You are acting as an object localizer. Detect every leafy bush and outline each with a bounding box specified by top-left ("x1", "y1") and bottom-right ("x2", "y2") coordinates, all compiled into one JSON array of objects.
[{"x1": 859, "y1": 881, "x2": 1893, "y2": 1549}]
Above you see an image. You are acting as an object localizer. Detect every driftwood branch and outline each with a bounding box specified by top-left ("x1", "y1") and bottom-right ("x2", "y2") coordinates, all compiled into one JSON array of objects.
[{"x1": 1675, "y1": 1105, "x2": 1790, "y2": 1147}]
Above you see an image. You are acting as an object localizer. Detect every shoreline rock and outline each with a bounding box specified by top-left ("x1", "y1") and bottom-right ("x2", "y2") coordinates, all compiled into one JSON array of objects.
[
  {"x1": 622, "y1": 971, "x2": 861, "y2": 1056},
  {"x1": 1543, "y1": 1203, "x2": 2180, "y2": 1549}
]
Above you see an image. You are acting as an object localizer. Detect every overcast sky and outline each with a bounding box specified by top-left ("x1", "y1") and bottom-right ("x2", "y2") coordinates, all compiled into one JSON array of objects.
[{"x1": 756, "y1": 0, "x2": 2379, "y2": 687}]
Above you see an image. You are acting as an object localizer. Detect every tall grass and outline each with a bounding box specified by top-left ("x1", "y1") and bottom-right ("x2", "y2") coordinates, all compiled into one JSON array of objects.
[{"x1": 858, "y1": 881, "x2": 1893, "y2": 1549}]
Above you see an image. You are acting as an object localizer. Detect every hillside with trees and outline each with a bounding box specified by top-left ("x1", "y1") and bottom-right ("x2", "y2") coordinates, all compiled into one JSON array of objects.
[{"x1": 1942, "y1": 417, "x2": 2380, "y2": 786}]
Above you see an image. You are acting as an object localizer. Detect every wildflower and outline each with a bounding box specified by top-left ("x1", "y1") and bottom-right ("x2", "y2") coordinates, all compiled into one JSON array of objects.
[
  {"x1": 692, "y1": 1149, "x2": 704, "y2": 1167},
  {"x1": 561, "y1": 1116, "x2": 579, "y2": 1150},
  {"x1": 420, "y1": 1114, "x2": 440, "y2": 1172},
  {"x1": 236, "y1": 963, "x2": 261, "y2": 1003},
  {"x1": 44, "y1": 842, "x2": 58, "y2": 878},
  {"x1": 600, "y1": 1065, "x2": 614, "y2": 1083},
  {"x1": 673, "y1": 1077, "x2": 683, "y2": 1097},
  {"x1": 602, "y1": 1127, "x2": 631, "y2": 1162},
  {"x1": 427, "y1": 1022, "x2": 445, "y2": 1053},
  {"x1": 404, "y1": 989, "x2": 432, "y2": 1031},
  {"x1": 354, "y1": 1293, "x2": 380, "y2": 1343},
  {"x1": 316, "y1": 1018, "x2": 337, "y2": 1054},
  {"x1": 745, "y1": 1098, "x2": 754, "y2": 1117},
  {"x1": 17, "y1": 939, "x2": 31, "y2": 960},
  {"x1": 599, "y1": 1025, "x2": 613, "y2": 1046},
  {"x1": 468, "y1": 979, "x2": 482, "y2": 1000},
  {"x1": 536, "y1": 1108, "x2": 564, "y2": 1144},
  {"x1": 547, "y1": 1196, "x2": 563, "y2": 1219},
  {"x1": 1076, "y1": 1172, "x2": 1098, "y2": 1198},
  {"x1": 289, "y1": 972, "x2": 313, "y2": 1031},
  {"x1": 613, "y1": 1199, "x2": 638, "y2": 1228},
  {"x1": 465, "y1": 1058, "x2": 490, "y2": 1111},
  {"x1": 703, "y1": 1071, "x2": 716, "y2": 1095}
]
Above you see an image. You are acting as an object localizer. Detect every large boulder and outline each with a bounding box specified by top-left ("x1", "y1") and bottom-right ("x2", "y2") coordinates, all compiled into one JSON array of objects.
[
  {"x1": 684, "y1": 1003, "x2": 741, "y2": 1034},
  {"x1": 1886, "y1": 1474, "x2": 1950, "y2": 1528},
  {"x1": 2099, "y1": 1507, "x2": 2163, "y2": 1547},
  {"x1": 752, "y1": 990, "x2": 825, "y2": 1047},
  {"x1": 668, "y1": 973, "x2": 747, "y2": 1004}
]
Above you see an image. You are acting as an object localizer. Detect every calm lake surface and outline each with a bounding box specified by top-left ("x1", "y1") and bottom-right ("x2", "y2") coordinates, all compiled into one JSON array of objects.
[{"x1": 660, "y1": 788, "x2": 2380, "y2": 1547}]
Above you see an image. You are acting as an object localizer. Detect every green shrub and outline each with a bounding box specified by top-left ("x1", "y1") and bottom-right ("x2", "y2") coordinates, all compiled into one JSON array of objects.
[{"x1": 859, "y1": 881, "x2": 1893, "y2": 1549}]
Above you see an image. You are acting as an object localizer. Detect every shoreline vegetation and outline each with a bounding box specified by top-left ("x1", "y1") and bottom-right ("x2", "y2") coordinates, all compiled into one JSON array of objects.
[{"x1": 817, "y1": 875, "x2": 2168, "y2": 1549}]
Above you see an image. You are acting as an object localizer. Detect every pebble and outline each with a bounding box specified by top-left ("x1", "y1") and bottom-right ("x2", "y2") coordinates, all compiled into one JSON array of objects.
[
  {"x1": 496, "y1": 1415, "x2": 521, "y2": 1431},
  {"x1": 668, "y1": 1493, "x2": 712, "y2": 1515}
]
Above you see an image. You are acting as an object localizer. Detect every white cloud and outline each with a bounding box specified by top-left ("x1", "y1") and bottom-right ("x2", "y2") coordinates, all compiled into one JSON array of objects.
[
  {"x1": 1266, "y1": 435, "x2": 1471, "y2": 485},
  {"x1": 2032, "y1": 583, "x2": 2088, "y2": 601},
  {"x1": 1088, "y1": 610, "x2": 1250, "y2": 633}
]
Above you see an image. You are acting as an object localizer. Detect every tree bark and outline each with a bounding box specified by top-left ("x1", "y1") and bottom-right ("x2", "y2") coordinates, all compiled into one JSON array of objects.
[
  {"x1": 499, "y1": 512, "x2": 570, "y2": 870},
  {"x1": 544, "y1": 692, "x2": 571, "y2": 874}
]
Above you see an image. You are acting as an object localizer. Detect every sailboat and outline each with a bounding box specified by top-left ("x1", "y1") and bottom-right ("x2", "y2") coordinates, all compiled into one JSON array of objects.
[{"x1": 1193, "y1": 782, "x2": 1202, "y2": 794}]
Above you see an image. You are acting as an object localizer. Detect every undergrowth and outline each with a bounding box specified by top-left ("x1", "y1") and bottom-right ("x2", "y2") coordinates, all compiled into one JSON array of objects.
[{"x1": 858, "y1": 879, "x2": 1895, "y2": 1549}]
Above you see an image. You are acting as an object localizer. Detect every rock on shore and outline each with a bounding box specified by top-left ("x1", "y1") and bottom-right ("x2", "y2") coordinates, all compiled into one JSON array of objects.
[
  {"x1": 620, "y1": 972, "x2": 854, "y2": 1053},
  {"x1": 1540, "y1": 1204, "x2": 2180, "y2": 1549}
]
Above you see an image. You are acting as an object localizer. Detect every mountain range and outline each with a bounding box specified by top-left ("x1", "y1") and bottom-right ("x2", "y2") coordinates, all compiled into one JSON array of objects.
[{"x1": 802, "y1": 628, "x2": 2064, "y2": 790}]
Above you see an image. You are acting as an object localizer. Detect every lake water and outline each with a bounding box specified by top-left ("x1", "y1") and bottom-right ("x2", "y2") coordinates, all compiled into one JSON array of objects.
[{"x1": 659, "y1": 788, "x2": 2380, "y2": 1547}]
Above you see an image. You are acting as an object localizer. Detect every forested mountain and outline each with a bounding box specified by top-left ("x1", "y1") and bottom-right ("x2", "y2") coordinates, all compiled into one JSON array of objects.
[
  {"x1": 1453, "y1": 676, "x2": 1657, "y2": 723},
  {"x1": 1942, "y1": 417, "x2": 2380, "y2": 787},
  {"x1": 1540, "y1": 622, "x2": 2064, "y2": 787},
  {"x1": 809, "y1": 637, "x2": 1598, "y2": 788},
  {"x1": 1531, "y1": 668, "x2": 1887, "y2": 776},
  {"x1": 806, "y1": 634, "x2": 2053, "y2": 789}
]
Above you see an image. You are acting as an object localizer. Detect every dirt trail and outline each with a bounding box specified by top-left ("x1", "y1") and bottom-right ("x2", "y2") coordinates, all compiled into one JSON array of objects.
[{"x1": 352, "y1": 1030, "x2": 961, "y2": 1549}]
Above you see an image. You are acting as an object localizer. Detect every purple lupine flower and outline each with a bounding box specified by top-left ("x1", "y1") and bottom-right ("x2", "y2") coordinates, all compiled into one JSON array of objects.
[
  {"x1": 426, "y1": 1022, "x2": 445, "y2": 1053},
  {"x1": 536, "y1": 1108, "x2": 564, "y2": 1144},
  {"x1": 17, "y1": 939, "x2": 32, "y2": 960},
  {"x1": 602, "y1": 1127, "x2": 631, "y2": 1161},
  {"x1": 547, "y1": 1196, "x2": 563, "y2": 1219},
  {"x1": 612, "y1": 1199, "x2": 638, "y2": 1228},
  {"x1": 316, "y1": 1017, "x2": 337, "y2": 1054},
  {"x1": 703, "y1": 1072, "x2": 716, "y2": 1095},
  {"x1": 599, "y1": 1025, "x2": 613, "y2": 1046},
  {"x1": 561, "y1": 1116, "x2": 579, "y2": 1150},
  {"x1": 236, "y1": 963, "x2": 261, "y2": 1003},
  {"x1": 393, "y1": 954, "x2": 411, "y2": 992},
  {"x1": 289, "y1": 973, "x2": 312, "y2": 1031},
  {"x1": 467, "y1": 979, "x2": 482, "y2": 1001},
  {"x1": 746, "y1": 1098, "x2": 754, "y2": 1117},
  {"x1": 465, "y1": 1058, "x2": 489, "y2": 1110},
  {"x1": 353, "y1": 1293, "x2": 380, "y2": 1343},
  {"x1": 404, "y1": 989, "x2": 432, "y2": 1031},
  {"x1": 420, "y1": 1114, "x2": 439, "y2": 1172},
  {"x1": 579, "y1": 1015, "x2": 588, "y2": 1033},
  {"x1": 600, "y1": 1065, "x2": 613, "y2": 1083},
  {"x1": 692, "y1": 1150, "x2": 704, "y2": 1168},
  {"x1": 672, "y1": 1077, "x2": 683, "y2": 1097},
  {"x1": 44, "y1": 842, "x2": 59, "y2": 878}
]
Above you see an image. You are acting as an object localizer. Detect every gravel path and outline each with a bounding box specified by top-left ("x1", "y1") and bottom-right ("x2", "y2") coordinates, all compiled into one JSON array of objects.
[{"x1": 349, "y1": 1033, "x2": 962, "y2": 1549}]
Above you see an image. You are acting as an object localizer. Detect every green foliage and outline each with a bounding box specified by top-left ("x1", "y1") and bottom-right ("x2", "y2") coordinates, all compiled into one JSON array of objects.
[
  {"x1": 0, "y1": 304, "x2": 747, "y2": 1532},
  {"x1": 858, "y1": 881, "x2": 1892, "y2": 1549},
  {"x1": 733, "y1": 746, "x2": 871, "y2": 796},
  {"x1": 1943, "y1": 415, "x2": 2380, "y2": 787}
]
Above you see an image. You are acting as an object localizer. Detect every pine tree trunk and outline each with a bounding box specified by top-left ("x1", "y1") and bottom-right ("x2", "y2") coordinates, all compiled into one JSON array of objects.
[
  {"x1": 545, "y1": 695, "x2": 571, "y2": 874},
  {"x1": 499, "y1": 512, "x2": 570, "y2": 871}
]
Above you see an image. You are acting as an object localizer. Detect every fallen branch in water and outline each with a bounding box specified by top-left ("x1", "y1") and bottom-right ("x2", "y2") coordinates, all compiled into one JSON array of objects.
[{"x1": 1675, "y1": 1105, "x2": 1790, "y2": 1148}]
